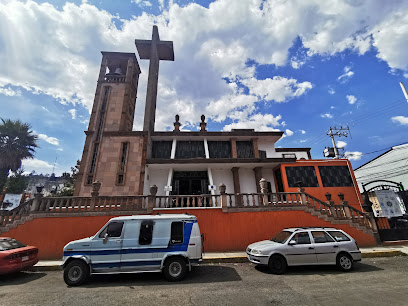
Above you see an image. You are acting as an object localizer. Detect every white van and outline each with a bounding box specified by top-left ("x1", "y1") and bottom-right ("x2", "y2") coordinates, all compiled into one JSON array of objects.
[{"x1": 62, "y1": 214, "x2": 202, "y2": 286}]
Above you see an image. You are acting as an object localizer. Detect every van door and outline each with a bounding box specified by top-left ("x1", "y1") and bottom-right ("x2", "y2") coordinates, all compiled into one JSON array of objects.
[
  {"x1": 121, "y1": 220, "x2": 161, "y2": 272},
  {"x1": 90, "y1": 221, "x2": 124, "y2": 272}
]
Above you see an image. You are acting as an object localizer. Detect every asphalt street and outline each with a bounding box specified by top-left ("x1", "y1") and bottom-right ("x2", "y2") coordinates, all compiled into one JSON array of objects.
[{"x1": 1, "y1": 257, "x2": 407, "y2": 306}]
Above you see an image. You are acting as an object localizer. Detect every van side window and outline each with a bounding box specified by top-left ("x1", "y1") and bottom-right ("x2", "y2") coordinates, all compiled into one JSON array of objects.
[
  {"x1": 99, "y1": 222, "x2": 124, "y2": 238},
  {"x1": 170, "y1": 222, "x2": 184, "y2": 245},
  {"x1": 139, "y1": 221, "x2": 154, "y2": 245}
]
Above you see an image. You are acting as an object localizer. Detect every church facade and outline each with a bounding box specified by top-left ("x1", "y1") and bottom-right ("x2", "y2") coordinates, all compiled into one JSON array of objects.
[{"x1": 74, "y1": 26, "x2": 363, "y2": 212}]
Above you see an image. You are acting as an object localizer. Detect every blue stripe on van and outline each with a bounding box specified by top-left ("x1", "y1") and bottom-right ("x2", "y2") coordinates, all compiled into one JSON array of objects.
[
  {"x1": 91, "y1": 260, "x2": 161, "y2": 269},
  {"x1": 63, "y1": 221, "x2": 195, "y2": 257}
]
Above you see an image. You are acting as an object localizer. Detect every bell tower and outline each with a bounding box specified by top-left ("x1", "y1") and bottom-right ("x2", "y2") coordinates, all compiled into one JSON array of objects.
[
  {"x1": 75, "y1": 52, "x2": 141, "y2": 192},
  {"x1": 88, "y1": 52, "x2": 141, "y2": 133}
]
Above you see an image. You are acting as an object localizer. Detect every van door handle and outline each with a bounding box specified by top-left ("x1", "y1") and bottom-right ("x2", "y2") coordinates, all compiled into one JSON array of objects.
[{"x1": 114, "y1": 240, "x2": 122, "y2": 243}]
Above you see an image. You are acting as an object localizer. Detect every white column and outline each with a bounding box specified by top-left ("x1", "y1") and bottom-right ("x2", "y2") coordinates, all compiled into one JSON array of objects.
[
  {"x1": 207, "y1": 167, "x2": 216, "y2": 207},
  {"x1": 166, "y1": 168, "x2": 173, "y2": 196},
  {"x1": 170, "y1": 139, "x2": 177, "y2": 159},
  {"x1": 204, "y1": 138, "x2": 210, "y2": 159}
]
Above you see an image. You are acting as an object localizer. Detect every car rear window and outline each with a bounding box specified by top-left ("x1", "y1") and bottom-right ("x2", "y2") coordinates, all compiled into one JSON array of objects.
[
  {"x1": 0, "y1": 238, "x2": 26, "y2": 251},
  {"x1": 327, "y1": 231, "x2": 351, "y2": 242}
]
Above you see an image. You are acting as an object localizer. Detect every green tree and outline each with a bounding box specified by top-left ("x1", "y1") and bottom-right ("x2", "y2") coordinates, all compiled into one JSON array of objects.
[
  {"x1": 54, "y1": 160, "x2": 80, "y2": 197},
  {"x1": 6, "y1": 168, "x2": 29, "y2": 194},
  {"x1": 0, "y1": 119, "x2": 38, "y2": 192}
]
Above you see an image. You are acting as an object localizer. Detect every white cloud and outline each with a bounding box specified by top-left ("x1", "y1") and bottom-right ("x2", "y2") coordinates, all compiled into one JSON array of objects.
[
  {"x1": 346, "y1": 95, "x2": 357, "y2": 104},
  {"x1": 242, "y1": 77, "x2": 313, "y2": 103},
  {"x1": 328, "y1": 87, "x2": 335, "y2": 95},
  {"x1": 285, "y1": 129, "x2": 294, "y2": 136},
  {"x1": 0, "y1": 86, "x2": 21, "y2": 96},
  {"x1": 345, "y1": 151, "x2": 363, "y2": 161},
  {"x1": 131, "y1": 0, "x2": 152, "y2": 7},
  {"x1": 392, "y1": 116, "x2": 408, "y2": 125},
  {"x1": 336, "y1": 140, "x2": 347, "y2": 148},
  {"x1": 321, "y1": 113, "x2": 333, "y2": 119},
  {"x1": 22, "y1": 158, "x2": 54, "y2": 172},
  {"x1": 223, "y1": 113, "x2": 283, "y2": 132},
  {"x1": 300, "y1": 139, "x2": 307, "y2": 143},
  {"x1": 37, "y1": 133, "x2": 60, "y2": 146},
  {"x1": 68, "y1": 108, "x2": 76, "y2": 119},
  {"x1": 330, "y1": 106, "x2": 335, "y2": 109},
  {"x1": 301, "y1": 130, "x2": 306, "y2": 134},
  {"x1": 291, "y1": 58, "x2": 305, "y2": 69},
  {"x1": 337, "y1": 66, "x2": 354, "y2": 82}
]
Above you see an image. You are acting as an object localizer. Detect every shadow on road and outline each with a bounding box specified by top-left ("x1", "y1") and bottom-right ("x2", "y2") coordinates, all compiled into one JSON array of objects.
[
  {"x1": 255, "y1": 262, "x2": 383, "y2": 275},
  {"x1": 0, "y1": 271, "x2": 47, "y2": 285},
  {"x1": 80, "y1": 265, "x2": 242, "y2": 288}
]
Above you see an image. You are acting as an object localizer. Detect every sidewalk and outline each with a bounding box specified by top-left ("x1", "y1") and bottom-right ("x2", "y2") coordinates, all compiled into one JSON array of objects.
[{"x1": 33, "y1": 243, "x2": 408, "y2": 271}]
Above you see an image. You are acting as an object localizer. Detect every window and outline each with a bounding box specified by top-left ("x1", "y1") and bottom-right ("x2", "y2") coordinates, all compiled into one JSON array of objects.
[
  {"x1": 292, "y1": 232, "x2": 311, "y2": 244},
  {"x1": 319, "y1": 166, "x2": 354, "y2": 187},
  {"x1": 311, "y1": 231, "x2": 335, "y2": 243},
  {"x1": 270, "y1": 231, "x2": 291, "y2": 244},
  {"x1": 0, "y1": 238, "x2": 26, "y2": 251},
  {"x1": 139, "y1": 220, "x2": 155, "y2": 245},
  {"x1": 117, "y1": 142, "x2": 129, "y2": 184},
  {"x1": 327, "y1": 231, "x2": 351, "y2": 242},
  {"x1": 152, "y1": 141, "x2": 173, "y2": 159},
  {"x1": 285, "y1": 166, "x2": 319, "y2": 188},
  {"x1": 170, "y1": 222, "x2": 184, "y2": 244},
  {"x1": 208, "y1": 141, "x2": 232, "y2": 158},
  {"x1": 99, "y1": 222, "x2": 124, "y2": 238},
  {"x1": 236, "y1": 141, "x2": 254, "y2": 158},
  {"x1": 175, "y1": 141, "x2": 205, "y2": 159}
]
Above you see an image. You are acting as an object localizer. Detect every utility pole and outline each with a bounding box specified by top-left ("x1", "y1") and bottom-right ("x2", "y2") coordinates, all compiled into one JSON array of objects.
[{"x1": 326, "y1": 125, "x2": 350, "y2": 159}]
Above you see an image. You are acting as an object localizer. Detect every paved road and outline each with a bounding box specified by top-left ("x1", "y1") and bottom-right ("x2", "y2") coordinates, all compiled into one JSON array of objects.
[{"x1": 1, "y1": 257, "x2": 407, "y2": 306}]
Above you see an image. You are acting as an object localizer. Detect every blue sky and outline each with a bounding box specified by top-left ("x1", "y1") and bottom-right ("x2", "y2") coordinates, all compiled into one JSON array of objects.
[{"x1": 0, "y1": 0, "x2": 408, "y2": 175}]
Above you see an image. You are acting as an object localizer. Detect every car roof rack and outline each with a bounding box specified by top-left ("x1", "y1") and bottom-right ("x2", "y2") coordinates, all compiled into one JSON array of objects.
[{"x1": 294, "y1": 227, "x2": 332, "y2": 231}]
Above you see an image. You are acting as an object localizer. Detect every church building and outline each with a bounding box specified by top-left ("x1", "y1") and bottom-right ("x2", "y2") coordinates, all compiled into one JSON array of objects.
[{"x1": 74, "y1": 26, "x2": 362, "y2": 211}]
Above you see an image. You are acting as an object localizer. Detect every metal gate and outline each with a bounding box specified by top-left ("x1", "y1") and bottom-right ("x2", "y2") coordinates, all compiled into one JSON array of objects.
[{"x1": 362, "y1": 180, "x2": 408, "y2": 242}]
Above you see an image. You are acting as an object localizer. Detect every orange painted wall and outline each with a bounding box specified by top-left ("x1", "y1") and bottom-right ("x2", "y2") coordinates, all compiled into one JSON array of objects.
[
  {"x1": 280, "y1": 159, "x2": 365, "y2": 211},
  {"x1": 2, "y1": 209, "x2": 376, "y2": 260}
]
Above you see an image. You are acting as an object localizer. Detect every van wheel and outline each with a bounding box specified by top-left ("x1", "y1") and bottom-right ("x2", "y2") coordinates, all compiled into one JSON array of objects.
[
  {"x1": 268, "y1": 255, "x2": 287, "y2": 274},
  {"x1": 336, "y1": 253, "x2": 353, "y2": 272},
  {"x1": 163, "y1": 257, "x2": 187, "y2": 281},
  {"x1": 64, "y1": 260, "x2": 89, "y2": 286}
]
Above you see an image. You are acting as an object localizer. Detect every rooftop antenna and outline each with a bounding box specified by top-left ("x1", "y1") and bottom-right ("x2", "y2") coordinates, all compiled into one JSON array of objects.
[
  {"x1": 400, "y1": 82, "x2": 408, "y2": 102},
  {"x1": 51, "y1": 155, "x2": 58, "y2": 175}
]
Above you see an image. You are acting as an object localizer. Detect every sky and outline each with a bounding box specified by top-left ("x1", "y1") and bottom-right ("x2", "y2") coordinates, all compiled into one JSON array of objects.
[{"x1": 0, "y1": 0, "x2": 408, "y2": 176}]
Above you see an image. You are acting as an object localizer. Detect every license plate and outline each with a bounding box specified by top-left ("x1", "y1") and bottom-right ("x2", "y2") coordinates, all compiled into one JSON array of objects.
[{"x1": 22, "y1": 256, "x2": 29, "y2": 261}]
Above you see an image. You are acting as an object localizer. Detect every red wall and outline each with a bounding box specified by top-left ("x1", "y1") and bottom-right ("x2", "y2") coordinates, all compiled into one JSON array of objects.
[
  {"x1": 280, "y1": 159, "x2": 365, "y2": 211},
  {"x1": 2, "y1": 209, "x2": 376, "y2": 260}
]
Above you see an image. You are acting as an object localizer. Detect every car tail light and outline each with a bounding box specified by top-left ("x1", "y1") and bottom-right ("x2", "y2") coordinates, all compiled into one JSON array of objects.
[{"x1": 4, "y1": 254, "x2": 18, "y2": 260}]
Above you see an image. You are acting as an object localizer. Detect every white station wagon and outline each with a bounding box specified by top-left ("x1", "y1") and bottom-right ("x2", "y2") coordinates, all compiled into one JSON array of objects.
[
  {"x1": 62, "y1": 214, "x2": 202, "y2": 286},
  {"x1": 247, "y1": 227, "x2": 362, "y2": 274}
]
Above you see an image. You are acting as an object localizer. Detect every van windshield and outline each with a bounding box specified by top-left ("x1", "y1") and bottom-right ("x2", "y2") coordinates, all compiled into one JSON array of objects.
[{"x1": 270, "y1": 231, "x2": 291, "y2": 243}]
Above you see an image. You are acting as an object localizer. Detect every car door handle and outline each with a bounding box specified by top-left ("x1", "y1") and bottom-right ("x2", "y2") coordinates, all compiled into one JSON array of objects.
[
  {"x1": 114, "y1": 240, "x2": 122, "y2": 243},
  {"x1": 333, "y1": 245, "x2": 339, "y2": 248},
  {"x1": 308, "y1": 247, "x2": 314, "y2": 250}
]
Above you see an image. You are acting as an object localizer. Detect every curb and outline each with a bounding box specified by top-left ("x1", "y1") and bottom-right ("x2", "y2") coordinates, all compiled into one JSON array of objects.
[
  {"x1": 362, "y1": 250, "x2": 407, "y2": 258},
  {"x1": 31, "y1": 251, "x2": 407, "y2": 271}
]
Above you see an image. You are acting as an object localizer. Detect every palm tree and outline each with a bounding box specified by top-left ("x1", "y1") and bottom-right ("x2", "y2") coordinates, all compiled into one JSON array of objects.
[{"x1": 0, "y1": 119, "x2": 38, "y2": 192}]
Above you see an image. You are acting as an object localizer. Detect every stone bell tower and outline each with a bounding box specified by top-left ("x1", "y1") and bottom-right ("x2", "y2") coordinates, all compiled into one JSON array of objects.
[{"x1": 74, "y1": 52, "x2": 141, "y2": 194}]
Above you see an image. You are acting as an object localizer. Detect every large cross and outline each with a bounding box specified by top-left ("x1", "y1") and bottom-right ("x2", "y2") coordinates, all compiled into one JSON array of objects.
[{"x1": 135, "y1": 25, "x2": 174, "y2": 133}]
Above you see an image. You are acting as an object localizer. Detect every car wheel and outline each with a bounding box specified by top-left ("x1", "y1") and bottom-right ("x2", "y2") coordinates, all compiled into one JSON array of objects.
[
  {"x1": 268, "y1": 255, "x2": 287, "y2": 274},
  {"x1": 163, "y1": 257, "x2": 187, "y2": 281},
  {"x1": 336, "y1": 253, "x2": 353, "y2": 272},
  {"x1": 63, "y1": 260, "x2": 89, "y2": 286}
]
